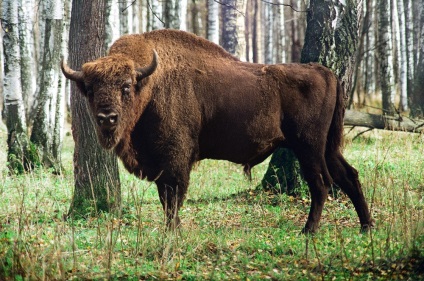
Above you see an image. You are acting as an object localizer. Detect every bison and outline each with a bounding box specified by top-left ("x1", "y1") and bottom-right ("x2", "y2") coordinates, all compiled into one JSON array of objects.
[{"x1": 62, "y1": 29, "x2": 373, "y2": 233}]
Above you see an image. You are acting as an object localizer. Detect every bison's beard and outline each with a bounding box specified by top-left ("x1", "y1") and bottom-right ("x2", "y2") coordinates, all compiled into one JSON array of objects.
[{"x1": 96, "y1": 128, "x2": 121, "y2": 150}]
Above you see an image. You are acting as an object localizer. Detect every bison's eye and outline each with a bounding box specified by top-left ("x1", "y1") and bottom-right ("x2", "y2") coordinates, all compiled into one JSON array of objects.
[{"x1": 122, "y1": 85, "x2": 131, "y2": 95}]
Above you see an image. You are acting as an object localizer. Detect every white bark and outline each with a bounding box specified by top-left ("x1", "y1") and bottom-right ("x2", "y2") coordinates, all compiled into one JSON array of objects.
[
  {"x1": 272, "y1": 0, "x2": 285, "y2": 63},
  {"x1": 221, "y1": 0, "x2": 238, "y2": 55},
  {"x1": 404, "y1": 0, "x2": 415, "y2": 96},
  {"x1": 395, "y1": 0, "x2": 407, "y2": 110},
  {"x1": 30, "y1": 0, "x2": 64, "y2": 169},
  {"x1": 263, "y1": 1, "x2": 273, "y2": 63},
  {"x1": 180, "y1": 0, "x2": 188, "y2": 30},
  {"x1": 235, "y1": 0, "x2": 247, "y2": 61},
  {"x1": 151, "y1": 0, "x2": 164, "y2": 30},
  {"x1": 105, "y1": 0, "x2": 120, "y2": 50},
  {"x1": 207, "y1": 0, "x2": 220, "y2": 44},
  {"x1": 2, "y1": 0, "x2": 27, "y2": 134},
  {"x1": 119, "y1": 0, "x2": 132, "y2": 34},
  {"x1": 18, "y1": 0, "x2": 36, "y2": 120}
]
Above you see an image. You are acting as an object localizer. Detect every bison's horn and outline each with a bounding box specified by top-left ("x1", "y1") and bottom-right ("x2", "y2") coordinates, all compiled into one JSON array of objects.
[
  {"x1": 61, "y1": 58, "x2": 83, "y2": 82},
  {"x1": 136, "y1": 50, "x2": 158, "y2": 81}
]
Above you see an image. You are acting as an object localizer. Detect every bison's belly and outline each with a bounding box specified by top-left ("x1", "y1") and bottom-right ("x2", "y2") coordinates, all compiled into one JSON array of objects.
[{"x1": 198, "y1": 132, "x2": 284, "y2": 166}]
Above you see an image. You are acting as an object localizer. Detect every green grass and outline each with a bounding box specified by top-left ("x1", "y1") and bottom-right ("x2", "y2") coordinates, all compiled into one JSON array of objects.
[{"x1": 0, "y1": 125, "x2": 423, "y2": 280}]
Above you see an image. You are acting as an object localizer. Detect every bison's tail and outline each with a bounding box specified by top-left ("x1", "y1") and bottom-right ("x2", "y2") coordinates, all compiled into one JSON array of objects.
[{"x1": 326, "y1": 78, "x2": 345, "y2": 154}]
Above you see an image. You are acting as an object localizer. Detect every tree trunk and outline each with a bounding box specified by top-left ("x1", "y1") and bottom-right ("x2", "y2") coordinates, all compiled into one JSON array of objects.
[
  {"x1": 377, "y1": 0, "x2": 395, "y2": 115},
  {"x1": 30, "y1": 0, "x2": 64, "y2": 173},
  {"x1": 263, "y1": 1, "x2": 273, "y2": 64},
  {"x1": 262, "y1": 0, "x2": 361, "y2": 194},
  {"x1": 395, "y1": 0, "x2": 408, "y2": 111},
  {"x1": 235, "y1": 0, "x2": 247, "y2": 61},
  {"x1": 164, "y1": 0, "x2": 181, "y2": 29},
  {"x1": 207, "y1": 0, "x2": 220, "y2": 44},
  {"x1": 2, "y1": 0, "x2": 33, "y2": 173},
  {"x1": 252, "y1": 0, "x2": 259, "y2": 63},
  {"x1": 180, "y1": 0, "x2": 188, "y2": 30},
  {"x1": 18, "y1": 0, "x2": 36, "y2": 123},
  {"x1": 410, "y1": 0, "x2": 424, "y2": 118},
  {"x1": 221, "y1": 0, "x2": 238, "y2": 55},
  {"x1": 68, "y1": 0, "x2": 121, "y2": 217},
  {"x1": 105, "y1": 0, "x2": 121, "y2": 50},
  {"x1": 404, "y1": 0, "x2": 415, "y2": 107},
  {"x1": 344, "y1": 110, "x2": 424, "y2": 133}
]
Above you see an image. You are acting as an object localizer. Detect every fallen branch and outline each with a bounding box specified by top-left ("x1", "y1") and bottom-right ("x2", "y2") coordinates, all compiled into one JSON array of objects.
[{"x1": 344, "y1": 110, "x2": 424, "y2": 133}]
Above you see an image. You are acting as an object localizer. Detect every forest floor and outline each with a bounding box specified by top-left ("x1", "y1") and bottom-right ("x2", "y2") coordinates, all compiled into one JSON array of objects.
[{"x1": 0, "y1": 122, "x2": 423, "y2": 280}]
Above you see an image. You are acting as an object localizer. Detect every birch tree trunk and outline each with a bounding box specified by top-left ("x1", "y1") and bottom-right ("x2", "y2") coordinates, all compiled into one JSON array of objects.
[
  {"x1": 221, "y1": 0, "x2": 238, "y2": 55},
  {"x1": 207, "y1": 0, "x2": 220, "y2": 44},
  {"x1": 18, "y1": 0, "x2": 36, "y2": 122},
  {"x1": 2, "y1": 0, "x2": 33, "y2": 173},
  {"x1": 262, "y1": 0, "x2": 362, "y2": 194},
  {"x1": 404, "y1": 0, "x2": 415, "y2": 108},
  {"x1": 411, "y1": 0, "x2": 424, "y2": 118},
  {"x1": 119, "y1": 0, "x2": 132, "y2": 34},
  {"x1": 30, "y1": 0, "x2": 64, "y2": 172},
  {"x1": 151, "y1": 0, "x2": 164, "y2": 30},
  {"x1": 263, "y1": 1, "x2": 273, "y2": 63},
  {"x1": 377, "y1": 0, "x2": 395, "y2": 115},
  {"x1": 68, "y1": 0, "x2": 121, "y2": 217},
  {"x1": 235, "y1": 0, "x2": 247, "y2": 61},
  {"x1": 164, "y1": 0, "x2": 181, "y2": 29},
  {"x1": 105, "y1": 0, "x2": 120, "y2": 50},
  {"x1": 180, "y1": 0, "x2": 188, "y2": 30},
  {"x1": 395, "y1": 0, "x2": 408, "y2": 111}
]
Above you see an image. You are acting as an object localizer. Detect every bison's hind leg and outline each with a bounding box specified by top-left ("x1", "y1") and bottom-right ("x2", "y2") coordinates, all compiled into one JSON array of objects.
[
  {"x1": 325, "y1": 151, "x2": 374, "y2": 232},
  {"x1": 294, "y1": 148, "x2": 333, "y2": 234}
]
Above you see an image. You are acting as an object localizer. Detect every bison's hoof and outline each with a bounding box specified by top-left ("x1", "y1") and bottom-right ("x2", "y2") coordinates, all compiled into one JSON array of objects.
[
  {"x1": 301, "y1": 226, "x2": 317, "y2": 235},
  {"x1": 360, "y1": 220, "x2": 375, "y2": 233}
]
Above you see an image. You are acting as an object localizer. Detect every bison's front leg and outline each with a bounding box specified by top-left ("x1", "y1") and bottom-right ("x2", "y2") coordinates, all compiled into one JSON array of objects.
[{"x1": 155, "y1": 171, "x2": 189, "y2": 230}]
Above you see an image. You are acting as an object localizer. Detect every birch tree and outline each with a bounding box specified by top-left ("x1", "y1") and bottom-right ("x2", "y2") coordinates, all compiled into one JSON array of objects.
[
  {"x1": 18, "y1": 0, "x2": 36, "y2": 122},
  {"x1": 395, "y1": 0, "x2": 408, "y2": 111},
  {"x1": 377, "y1": 0, "x2": 395, "y2": 115},
  {"x1": 105, "y1": 0, "x2": 120, "y2": 50},
  {"x1": 263, "y1": 2, "x2": 273, "y2": 63},
  {"x1": 207, "y1": 0, "x2": 220, "y2": 44},
  {"x1": 2, "y1": 0, "x2": 33, "y2": 173},
  {"x1": 221, "y1": 0, "x2": 238, "y2": 55},
  {"x1": 164, "y1": 0, "x2": 181, "y2": 29},
  {"x1": 30, "y1": 0, "x2": 65, "y2": 172},
  {"x1": 411, "y1": 0, "x2": 424, "y2": 117},
  {"x1": 67, "y1": 0, "x2": 121, "y2": 217}
]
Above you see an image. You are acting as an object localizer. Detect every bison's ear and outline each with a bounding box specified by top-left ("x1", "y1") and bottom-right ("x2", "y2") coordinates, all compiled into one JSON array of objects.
[
  {"x1": 136, "y1": 50, "x2": 158, "y2": 85},
  {"x1": 61, "y1": 58, "x2": 88, "y2": 96}
]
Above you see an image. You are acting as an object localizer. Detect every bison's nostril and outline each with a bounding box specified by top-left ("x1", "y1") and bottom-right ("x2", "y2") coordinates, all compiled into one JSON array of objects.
[{"x1": 97, "y1": 112, "x2": 118, "y2": 128}]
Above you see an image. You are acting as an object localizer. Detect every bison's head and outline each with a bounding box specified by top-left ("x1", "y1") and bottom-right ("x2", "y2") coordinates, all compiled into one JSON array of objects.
[{"x1": 61, "y1": 51, "x2": 158, "y2": 149}]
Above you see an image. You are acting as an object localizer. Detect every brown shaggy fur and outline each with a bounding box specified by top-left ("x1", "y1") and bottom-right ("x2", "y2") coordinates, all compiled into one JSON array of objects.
[{"x1": 62, "y1": 29, "x2": 373, "y2": 233}]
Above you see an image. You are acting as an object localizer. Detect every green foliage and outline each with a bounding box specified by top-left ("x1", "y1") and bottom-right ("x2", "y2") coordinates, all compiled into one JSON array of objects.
[{"x1": 0, "y1": 128, "x2": 423, "y2": 280}]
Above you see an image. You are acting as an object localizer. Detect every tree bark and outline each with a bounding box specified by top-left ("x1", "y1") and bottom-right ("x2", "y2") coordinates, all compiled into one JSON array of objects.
[
  {"x1": 2, "y1": 0, "x2": 33, "y2": 173},
  {"x1": 221, "y1": 0, "x2": 238, "y2": 55},
  {"x1": 377, "y1": 0, "x2": 396, "y2": 115},
  {"x1": 344, "y1": 110, "x2": 424, "y2": 133},
  {"x1": 68, "y1": 0, "x2": 121, "y2": 217},
  {"x1": 207, "y1": 0, "x2": 220, "y2": 44},
  {"x1": 30, "y1": 0, "x2": 64, "y2": 173},
  {"x1": 410, "y1": 0, "x2": 424, "y2": 118}
]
